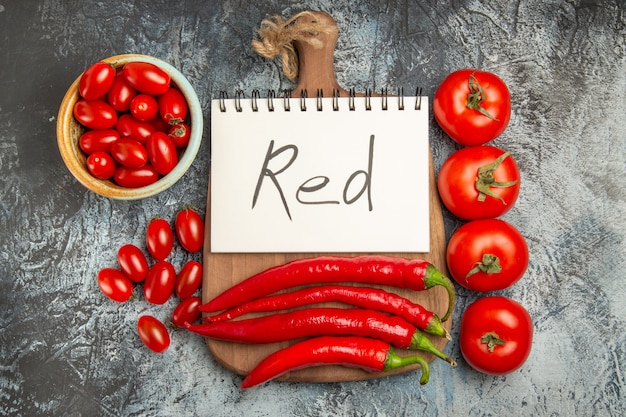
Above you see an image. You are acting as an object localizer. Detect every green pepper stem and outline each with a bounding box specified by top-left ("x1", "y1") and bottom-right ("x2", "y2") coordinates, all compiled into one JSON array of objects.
[
  {"x1": 409, "y1": 330, "x2": 457, "y2": 367},
  {"x1": 424, "y1": 314, "x2": 451, "y2": 340},
  {"x1": 424, "y1": 265, "x2": 456, "y2": 322},
  {"x1": 384, "y1": 348, "x2": 430, "y2": 385}
]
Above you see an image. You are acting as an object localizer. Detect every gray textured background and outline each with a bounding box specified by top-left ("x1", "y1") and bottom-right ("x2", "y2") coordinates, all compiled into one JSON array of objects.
[{"x1": 1, "y1": 1, "x2": 625, "y2": 416}]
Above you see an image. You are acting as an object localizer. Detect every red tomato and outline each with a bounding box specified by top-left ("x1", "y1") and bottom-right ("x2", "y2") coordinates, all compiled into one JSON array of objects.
[
  {"x1": 433, "y1": 69, "x2": 511, "y2": 146},
  {"x1": 175, "y1": 260, "x2": 202, "y2": 299},
  {"x1": 146, "y1": 132, "x2": 178, "y2": 175},
  {"x1": 437, "y1": 146, "x2": 520, "y2": 220},
  {"x1": 144, "y1": 261, "x2": 176, "y2": 304},
  {"x1": 175, "y1": 208, "x2": 204, "y2": 253},
  {"x1": 117, "y1": 244, "x2": 149, "y2": 283},
  {"x1": 158, "y1": 87, "x2": 188, "y2": 125},
  {"x1": 113, "y1": 165, "x2": 159, "y2": 188},
  {"x1": 86, "y1": 151, "x2": 117, "y2": 180},
  {"x1": 79, "y1": 129, "x2": 120, "y2": 154},
  {"x1": 107, "y1": 72, "x2": 137, "y2": 112},
  {"x1": 137, "y1": 315, "x2": 170, "y2": 353},
  {"x1": 168, "y1": 123, "x2": 191, "y2": 148},
  {"x1": 150, "y1": 114, "x2": 171, "y2": 132},
  {"x1": 73, "y1": 99, "x2": 118, "y2": 130},
  {"x1": 460, "y1": 296, "x2": 533, "y2": 375},
  {"x1": 146, "y1": 218, "x2": 174, "y2": 260},
  {"x1": 97, "y1": 268, "x2": 134, "y2": 302},
  {"x1": 79, "y1": 61, "x2": 115, "y2": 100},
  {"x1": 130, "y1": 93, "x2": 159, "y2": 122},
  {"x1": 122, "y1": 62, "x2": 170, "y2": 95},
  {"x1": 447, "y1": 219, "x2": 528, "y2": 292},
  {"x1": 110, "y1": 138, "x2": 148, "y2": 168},
  {"x1": 171, "y1": 296, "x2": 202, "y2": 327},
  {"x1": 115, "y1": 114, "x2": 156, "y2": 143}
]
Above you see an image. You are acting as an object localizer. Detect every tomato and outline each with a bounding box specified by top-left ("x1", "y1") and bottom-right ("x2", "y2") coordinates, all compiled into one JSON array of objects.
[
  {"x1": 86, "y1": 151, "x2": 117, "y2": 180},
  {"x1": 73, "y1": 99, "x2": 118, "y2": 130},
  {"x1": 113, "y1": 165, "x2": 159, "y2": 188},
  {"x1": 79, "y1": 129, "x2": 120, "y2": 154},
  {"x1": 137, "y1": 315, "x2": 170, "y2": 353},
  {"x1": 433, "y1": 69, "x2": 511, "y2": 146},
  {"x1": 79, "y1": 61, "x2": 115, "y2": 100},
  {"x1": 144, "y1": 261, "x2": 176, "y2": 304},
  {"x1": 447, "y1": 219, "x2": 528, "y2": 292},
  {"x1": 110, "y1": 138, "x2": 148, "y2": 168},
  {"x1": 168, "y1": 123, "x2": 191, "y2": 148},
  {"x1": 122, "y1": 62, "x2": 170, "y2": 95},
  {"x1": 146, "y1": 218, "x2": 174, "y2": 260},
  {"x1": 171, "y1": 296, "x2": 202, "y2": 327},
  {"x1": 97, "y1": 268, "x2": 134, "y2": 302},
  {"x1": 437, "y1": 146, "x2": 520, "y2": 220},
  {"x1": 460, "y1": 296, "x2": 533, "y2": 375},
  {"x1": 146, "y1": 132, "x2": 178, "y2": 175},
  {"x1": 130, "y1": 93, "x2": 159, "y2": 122},
  {"x1": 115, "y1": 114, "x2": 156, "y2": 143},
  {"x1": 117, "y1": 244, "x2": 149, "y2": 283},
  {"x1": 175, "y1": 208, "x2": 204, "y2": 253},
  {"x1": 175, "y1": 260, "x2": 202, "y2": 299},
  {"x1": 107, "y1": 72, "x2": 137, "y2": 112},
  {"x1": 150, "y1": 115, "x2": 171, "y2": 132},
  {"x1": 158, "y1": 87, "x2": 188, "y2": 125}
]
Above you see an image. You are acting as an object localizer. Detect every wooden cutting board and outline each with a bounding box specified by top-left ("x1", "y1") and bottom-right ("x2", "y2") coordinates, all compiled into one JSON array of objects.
[{"x1": 201, "y1": 11, "x2": 452, "y2": 383}]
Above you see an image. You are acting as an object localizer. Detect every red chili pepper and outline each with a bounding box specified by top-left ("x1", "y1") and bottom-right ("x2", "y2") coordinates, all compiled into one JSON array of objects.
[
  {"x1": 201, "y1": 285, "x2": 450, "y2": 340},
  {"x1": 203, "y1": 255, "x2": 455, "y2": 321},
  {"x1": 240, "y1": 335, "x2": 430, "y2": 388},
  {"x1": 186, "y1": 307, "x2": 456, "y2": 366}
]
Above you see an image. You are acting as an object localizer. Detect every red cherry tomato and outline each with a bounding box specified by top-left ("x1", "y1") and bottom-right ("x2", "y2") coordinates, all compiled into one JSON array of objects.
[
  {"x1": 86, "y1": 151, "x2": 117, "y2": 180},
  {"x1": 175, "y1": 260, "x2": 202, "y2": 299},
  {"x1": 158, "y1": 87, "x2": 188, "y2": 125},
  {"x1": 107, "y1": 72, "x2": 137, "y2": 112},
  {"x1": 113, "y1": 165, "x2": 159, "y2": 188},
  {"x1": 115, "y1": 114, "x2": 156, "y2": 143},
  {"x1": 97, "y1": 268, "x2": 133, "y2": 302},
  {"x1": 437, "y1": 146, "x2": 520, "y2": 220},
  {"x1": 171, "y1": 296, "x2": 202, "y2": 327},
  {"x1": 146, "y1": 218, "x2": 174, "y2": 260},
  {"x1": 110, "y1": 138, "x2": 148, "y2": 168},
  {"x1": 79, "y1": 61, "x2": 115, "y2": 100},
  {"x1": 168, "y1": 123, "x2": 191, "y2": 148},
  {"x1": 146, "y1": 132, "x2": 178, "y2": 175},
  {"x1": 137, "y1": 315, "x2": 170, "y2": 353},
  {"x1": 460, "y1": 296, "x2": 533, "y2": 375},
  {"x1": 175, "y1": 208, "x2": 204, "y2": 253},
  {"x1": 79, "y1": 129, "x2": 120, "y2": 154},
  {"x1": 149, "y1": 114, "x2": 171, "y2": 132},
  {"x1": 117, "y1": 244, "x2": 149, "y2": 283},
  {"x1": 73, "y1": 99, "x2": 118, "y2": 130},
  {"x1": 144, "y1": 261, "x2": 176, "y2": 304},
  {"x1": 130, "y1": 93, "x2": 159, "y2": 122},
  {"x1": 433, "y1": 69, "x2": 511, "y2": 146},
  {"x1": 122, "y1": 62, "x2": 170, "y2": 95},
  {"x1": 447, "y1": 219, "x2": 529, "y2": 292}
]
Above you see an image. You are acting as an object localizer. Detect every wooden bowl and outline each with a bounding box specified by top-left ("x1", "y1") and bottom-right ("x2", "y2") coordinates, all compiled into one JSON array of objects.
[{"x1": 57, "y1": 54, "x2": 203, "y2": 200}]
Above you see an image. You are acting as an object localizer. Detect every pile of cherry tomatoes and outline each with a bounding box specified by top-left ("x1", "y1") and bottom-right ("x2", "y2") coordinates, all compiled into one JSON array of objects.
[
  {"x1": 96, "y1": 207, "x2": 205, "y2": 353},
  {"x1": 74, "y1": 60, "x2": 192, "y2": 187},
  {"x1": 433, "y1": 69, "x2": 533, "y2": 376}
]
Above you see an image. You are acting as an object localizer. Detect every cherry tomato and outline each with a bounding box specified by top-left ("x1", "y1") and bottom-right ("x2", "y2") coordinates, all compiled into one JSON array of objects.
[
  {"x1": 117, "y1": 244, "x2": 149, "y2": 283},
  {"x1": 122, "y1": 62, "x2": 170, "y2": 95},
  {"x1": 79, "y1": 129, "x2": 119, "y2": 154},
  {"x1": 158, "y1": 87, "x2": 188, "y2": 125},
  {"x1": 144, "y1": 261, "x2": 176, "y2": 304},
  {"x1": 73, "y1": 99, "x2": 118, "y2": 130},
  {"x1": 175, "y1": 260, "x2": 202, "y2": 299},
  {"x1": 97, "y1": 268, "x2": 133, "y2": 302},
  {"x1": 150, "y1": 114, "x2": 171, "y2": 132},
  {"x1": 115, "y1": 114, "x2": 156, "y2": 144},
  {"x1": 433, "y1": 69, "x2": 511, "y2": 146},
  {"x1": 146, "y1": 218, "x2": 174, "y2": 260},
  {"x1": 447, "y1": 219, "x2": 528, "y2": 292},
  {"x1": 113, "y1": 165, "x2": 159, "y2": 188},
  {"x1": 86, "y1": 151, "x2": 117, "y2": 180},
  {"x1": 460, "y1": 296, "x2": 533, "y2": 375},
  {"x1": 130, "y1": 93, "x2": 159, "y2": 122},
  {"x1": 107, "y1": 72, "x2": 137, "y2": 112},
  {"x1": 175, "y1": 208, "x2": 204, "y2": 253},
  {"x1": 168, "y1": 123, "x2": 191, "y2": 148},
  {"x1": 110, "y1": 138, "x2": 148, "y2": 168},
  {"x1": 137, "y1": 315, "x2": 170, "y2": 353},
  {"x1": 437, "y1": 146, "x2": 520, "y2": 220},
  {"x1": 79, "y1": 61, "x2": 115, "y2": 100},
  {"x1": 146, "y1": 132, "x2": 178, "y2": 175},
  {"x1": 171, "y1": 296, "x2": 202, "y2": 327}
]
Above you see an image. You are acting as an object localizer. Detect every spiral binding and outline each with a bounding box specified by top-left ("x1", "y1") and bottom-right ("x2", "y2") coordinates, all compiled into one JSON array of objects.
[{"x1": 218, "y1": 87, "x2": 423, "y2": 112}]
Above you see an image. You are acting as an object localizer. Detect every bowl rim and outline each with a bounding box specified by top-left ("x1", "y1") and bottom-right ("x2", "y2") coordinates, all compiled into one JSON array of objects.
[{"x1": 57, "y1": 53, "x2": 203, "y2": 200}]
